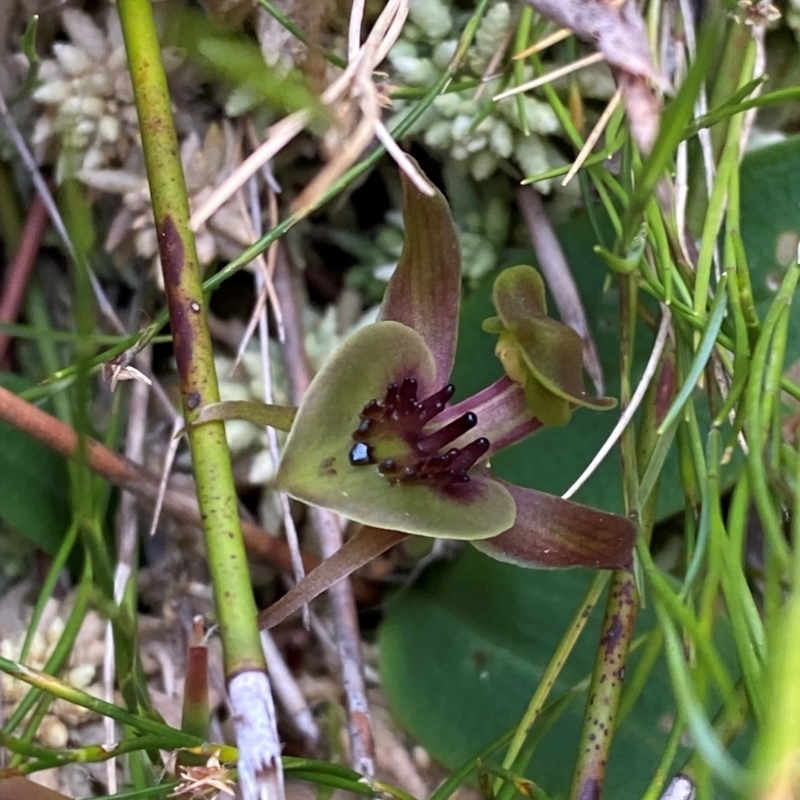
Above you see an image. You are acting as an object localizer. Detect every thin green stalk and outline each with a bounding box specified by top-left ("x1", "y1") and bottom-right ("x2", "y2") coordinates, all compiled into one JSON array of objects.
[
  {"x1": 705, "y1": 19, "x2": 752, "y2": 150},
  {"x1": 692, "y1": 43, "x2": 755, "y2": 328},
  {"x1": 685, "y1": 84, "x2": 800, "y2": 139},
  {"x1": 519, "y1": 49, "x2": 621, "y2": 230},
  {"x1": 749, "y1": 445, "x2": 800, "y2": 792},
  {"x1": 678, "y1": 681, "x2": 750, "y2": 787},
  {"x1": 5, "y1": 560, "x2": 93, "y2": 753},
  {"x1": 747, "y1": 313, "x2": 800, "y2": 799},
  {"x1": 636, "y1": 543, "x2": 736, "y2": 705},
  {"x1": 658, "y1": 611, "x2": 750, "y2": 792},
  {"x1": 116, "y1": 0, "x2": 265, "y2": 679},
  {"x1": 640, "y1": 709, "x2": 686, "y2": 800},
  {"x1": 616, "y1": 629, "x2": 663, "y2": 726},
  {"x1": 91, "y1": 784, "x2": 179, "y2": 800},
  {"x1": 1, "y1": 734, "x2": 188, "y2": 777},
  {"x1": 0, "y1": 321, "x2": 169, "y2": 346},
  {"x1": 257, "y1": 0, "x2": 348, "y2": 69},
  {"x1": 24, "y1": 281, "x2": 72, "y2": 423},
  {"x1": 567, "y1": 570, "x2": 638, "y2": 800},
  {"x1": 744, "y1": 262, "x2": 800, "y2": 573},
  {"x1": 657, "y1": 274, "x2": 729, "y2": 435},
  {"x1": 429, "y1": 729, "x2": 517, "y2": 800},
  {"x1": 0, "y1": 653, "x2": 202, "y2": 745},
  {"x1": 713, "y1": 222, "x2": 752, "y2": 427},
  {"x1": 18, "y1": 521, "x2": 78, "y2": 662},
  {"x1": 496, "y1": 571, "x2": 609, "y2": 799},
  {"x1": 715, "y1": 474, "x2": 764, "y2": 722},
  {"x1": 512, "y1": 8, "x2": 534, "y2": 138},
  {"x1": 622, "y1": 17, "x2": 720, "y2": 245}
]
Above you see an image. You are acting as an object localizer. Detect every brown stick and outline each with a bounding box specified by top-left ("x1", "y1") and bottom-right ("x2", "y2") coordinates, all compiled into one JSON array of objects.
[
  {"x1": 0, "y1": 777, "x2": 70, "y2": 800},
  {"x1": 0, "y1": 382, "x2": 375, "y2": 603}
]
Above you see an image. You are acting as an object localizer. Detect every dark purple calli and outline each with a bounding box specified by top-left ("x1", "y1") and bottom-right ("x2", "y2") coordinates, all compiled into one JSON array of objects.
[{"x1": 257, "y1": 166, "x2": 635, "y2": 629}]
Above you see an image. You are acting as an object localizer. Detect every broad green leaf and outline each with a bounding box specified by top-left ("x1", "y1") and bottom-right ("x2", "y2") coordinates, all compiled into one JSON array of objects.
[
  {"x1": 0, "y1": 374, "x2": 70, "y2": 554},
  {"x1": 380, "y1": 165, "x2": 462, "y2": 387},
  {"x1": 379, "y1": 550, "x2": 682, "y2": 798},
  {"x1": 277, "y1": 322, "x2": 516, "y2": 539},
  {"x1": 739, "y1": 133, "x2": 800, "y2": 361}
]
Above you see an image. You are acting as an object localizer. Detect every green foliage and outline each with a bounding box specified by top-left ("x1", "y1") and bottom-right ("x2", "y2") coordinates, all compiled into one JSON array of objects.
[
  {"x1": 451, "y1": 135, "x2": 800, "y2": 519},
  {"x1": 739, "y1": 134, "x2": 800, "y2": 340},
  {"x1": 163, "y1": 6, "x2": 322, "y2": 118},
  {"x1": 0, "y1": 373, "x2": 70, "y2": 555},
  {"x1": 379, "y1": 550, "x2": 692, "y2": 798},
  {"x1": 9, "y1": 15, "x2": 41, "y2": 105}
]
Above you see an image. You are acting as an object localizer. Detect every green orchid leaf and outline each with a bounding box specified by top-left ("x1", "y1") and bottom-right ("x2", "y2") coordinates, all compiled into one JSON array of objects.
[
  {"x1": 489, "y1": 265, "x2": 616, "y2": 424},
  {"x1": 194, "y1": 400, "x2": 297, "y2": 431},
  {"x1": 472, "y1": 479, "x2": 635, "y2": 570},
  {"x1": 277, "y1": 321, "x2": 516, "y2": 539},
  {"x1": 0, "y1": 374, "x2": 70, "y2": 556},
  {"x1": 378, "y1": 550, "x2": 689, "y2": 798},
  {"x1": 380, "y1": 164, "x2": 462, "y2": 387}
]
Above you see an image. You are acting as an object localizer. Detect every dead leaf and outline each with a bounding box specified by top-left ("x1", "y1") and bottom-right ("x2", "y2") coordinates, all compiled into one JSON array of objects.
[{"x1": 521, "y1": 0, "x2": 666, "y2": 153}]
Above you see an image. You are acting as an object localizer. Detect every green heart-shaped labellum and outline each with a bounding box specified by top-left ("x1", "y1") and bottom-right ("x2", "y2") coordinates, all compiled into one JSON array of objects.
[{"x1": 277, "y1": 321, "x2": 516, "y2": 540}]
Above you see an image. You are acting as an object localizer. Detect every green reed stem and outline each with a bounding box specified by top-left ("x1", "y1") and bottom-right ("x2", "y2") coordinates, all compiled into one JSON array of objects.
[{"x1": 116, "y1": 0, "x2": 266, "y2": 679}]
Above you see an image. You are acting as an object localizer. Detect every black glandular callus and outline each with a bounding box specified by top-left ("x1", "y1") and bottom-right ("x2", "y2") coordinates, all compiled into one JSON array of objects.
[{"x1": 348, "y1": 377, "x2": 490, "y2": 489}]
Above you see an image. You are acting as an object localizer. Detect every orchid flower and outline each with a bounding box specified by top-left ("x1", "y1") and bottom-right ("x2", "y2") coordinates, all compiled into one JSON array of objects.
[{"x1": 211, "y1": 167, "x2": 637, "y2": 629}]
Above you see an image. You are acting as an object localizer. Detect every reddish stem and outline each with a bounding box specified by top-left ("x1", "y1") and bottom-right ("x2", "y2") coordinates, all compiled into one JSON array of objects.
[
  {"x1": 0, "y1": 383, "x2": 377, "y2": 604},
  {"x1": 0, "y1": 192, "x2": 49, "y2": 368}
]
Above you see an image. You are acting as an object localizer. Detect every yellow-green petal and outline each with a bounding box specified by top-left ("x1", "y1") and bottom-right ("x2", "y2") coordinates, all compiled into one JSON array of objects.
[{"x1": 488, "y1": 265, "x2": 616, "y2": 423}]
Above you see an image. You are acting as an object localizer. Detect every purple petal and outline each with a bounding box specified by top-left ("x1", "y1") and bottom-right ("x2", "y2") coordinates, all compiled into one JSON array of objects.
[
  {"x1": 380, "y1": 165, "x2": 461, "y2": 388},
  {"x1": 473, "y1": 479, "x2": 636, "y2": 570}
]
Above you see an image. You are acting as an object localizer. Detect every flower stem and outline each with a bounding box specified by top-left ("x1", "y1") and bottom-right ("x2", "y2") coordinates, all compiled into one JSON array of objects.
[
  {"x1": 117, "y1": 0, "x2": 265, "y2": 680},
  {"x1": 568, "y1": 275, "x2": 665, "y2": 800},
  {"x1": 116, "y1": 7, "x2": 285, "y2": 794}
]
